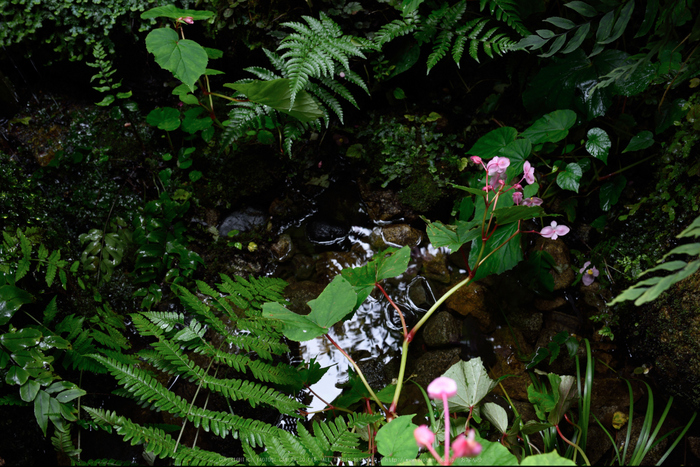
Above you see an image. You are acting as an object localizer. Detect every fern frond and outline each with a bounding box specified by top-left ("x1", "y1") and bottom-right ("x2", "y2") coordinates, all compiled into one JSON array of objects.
[
  {"x1": 278, "y1": 12, "x2": 367, "y2": 107},
  {"x1": 51, "y1": 427, "x2": 81, "y2": 461},
  {"x1": 243, "y1": 66, "x2": 281, "y2": 81},
  {"x1": 317, "y1": 76, "x2": 360, "y2": 109},
  {"x1": 132, "y1": 315, "x2": 302, "y2": 412},
  {"x1": 307, "y1": 83, "x2": 345, "y2": 124},
  {"x1": 90, "y1": 355, "x2": 289, "y2": 446},
  {"x1": 83, "y1": 407, "x2": 241, "y2": 465},
  {"x1": 427, "y1": 30, "x2": 454, "y2": 72},
  {"x1": 480, "y1": 0, "x2": 529, "y2": 36},
  {"x1": 373, "y1": 10, "x2": 419, "y2": 47}
]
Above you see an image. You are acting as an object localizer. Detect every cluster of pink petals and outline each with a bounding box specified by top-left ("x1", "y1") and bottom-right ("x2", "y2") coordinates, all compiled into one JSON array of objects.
[
  {"x1": 486, "y1": 156, "x2": 510, "y2": 176},
  {"x1": 540, "y1": 221, "x2": 570, "y2": 240},
  {"x1": 427, "y1": 377, "x2": 458, "y2": 399},
  {"x1": 414, "y1": 377, "x2": 482, "y2": 465},
  {"x1": 523, "y1": 161, "x2": 535, "y2": 185},
  {"x1": 580, "y1": 261, "x2": 600, "y2": 286}
]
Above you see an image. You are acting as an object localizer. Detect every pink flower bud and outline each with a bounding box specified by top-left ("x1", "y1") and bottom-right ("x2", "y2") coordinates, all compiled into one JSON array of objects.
[
  {"x1": 414, "y1": 425, "x2": 435, "y2": 448},
  {"x1": 178, "y1": 16, "x2": 194, "y2": 24},
  {"x1": 452, "y1": 430, "x2": 482, "y2": 458},
  {"x1": 513, "y1": 191, "x2": 523, "y2": 205},
  {"x1": 427, "y1": 377, "x2": 458, "y2": 399},
  {"x1": 339, "y1": 72, "x2": 346, "y2": 78},
  {"x1": 470, "y1": 156, "x2": 482, "y2": 165}
]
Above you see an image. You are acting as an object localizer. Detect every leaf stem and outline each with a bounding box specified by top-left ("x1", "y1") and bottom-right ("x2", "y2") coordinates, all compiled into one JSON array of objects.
[{"x1": 324, "y1": 333, "x2": 389, "y2": 416}]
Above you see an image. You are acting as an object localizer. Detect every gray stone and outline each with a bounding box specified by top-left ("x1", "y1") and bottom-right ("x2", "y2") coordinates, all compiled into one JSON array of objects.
[
  {"x1": 219, "y1": 207, "x2": 267, "y2": 237},
  {"x1": 422, "y1": 311, "x2": 462, "y2": 348}
]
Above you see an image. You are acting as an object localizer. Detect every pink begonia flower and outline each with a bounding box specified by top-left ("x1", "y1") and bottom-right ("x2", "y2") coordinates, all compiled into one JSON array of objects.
[
  {"x1": 540, "y1": 221, "x2": 570, "y2": 240},
  {"x1": 470, "y1": 156, "x2": 482, "y2": 165},
  {"x1": 427, "y1": 377, "x2": 458, "y2": 399},
  {"x1": 513, "y1": 191, "x2": 523, "y2": 205},
  {"x1": 580, "y1": 261, "x2": 599, "y2": 286},
  {"x1": 414, "y1": 425, "x2": 436, "y2": 448},
  {"x1": 177, "y1": 16, "x2": 194, "y2": 24},
  {"x1": 523, "y1": 161, "x2": 535, "y2": 185},
  {"x1": 339, "y1": 72, "x2": 346, "y2": 78},
  {"x1": 522, "y1": 197, "x2": 543, "y2": 207},
  {"x1": 452, "y1": 430, "x2": 482, "y2": 458},
  {"x1": 486, "y1": 156, "x2": 510, "y2": 176}
]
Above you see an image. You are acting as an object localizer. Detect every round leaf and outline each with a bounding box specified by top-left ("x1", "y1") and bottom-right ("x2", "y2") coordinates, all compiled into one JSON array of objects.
[
  {"x1": 556, "y1": 163, "x2": 583, "y2": 192},
  {"x1": 585, "y1": 127, "x2": 611, "y2": 163}
]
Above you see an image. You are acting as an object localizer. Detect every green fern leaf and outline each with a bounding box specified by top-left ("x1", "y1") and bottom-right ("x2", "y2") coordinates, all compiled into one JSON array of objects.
[
  {"x1": 427, "y1": 30, "x2": 454, "y2": 72},
  {"x1": 480, "y1": 0, "x2": 530, "y2": 36},
  {"x1": 373, "y1": 11, "x2": 419, "y2": 47}
]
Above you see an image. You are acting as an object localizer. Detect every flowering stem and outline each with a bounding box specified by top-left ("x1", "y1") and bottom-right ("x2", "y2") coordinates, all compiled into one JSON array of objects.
[
  {"x1": 376, "y1": 282, "x2": 408, "y2": 338},
  {"x1": 391, "y1": 274, "x2": 472, "y2": 412},
  {"x1": 324, "y1": 334, "x2": 388, "y2": 415},
  {"x1": 442, "y1": 395, "x2": 451, "y2": 462}
]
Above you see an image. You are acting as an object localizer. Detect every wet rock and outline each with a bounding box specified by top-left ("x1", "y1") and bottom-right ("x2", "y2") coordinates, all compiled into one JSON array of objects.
[
  {"x1": 530, "y1": 237, "x2": 576, "y2": 290},
  {"x1": 358, "y1": 180, "x2": 415, "y2": 222},
  {"x1": 225, "y1": 255, "x2": 262, "y2": 277},
  {"x1": 444, "y1": 279, "x2": 493, "y2": 331},
  {"x1": 407, "y1": 276, "x2": 434, "y2": 311},
  {"x1": 411, "y1": 348, "x2": 462, "y2": 389},
  {"x1": 315, "y1": 251, "x2": 358, "y2": 285},
  {"x1": 534, "y1": 296, "x2": 567, "y2": 311},
  {"x1": 421, "y1": 249, "x2": 451, "y2": 284},
  {"x1": 284, "y1": 281, "x2": 325, "y2": 315},
  {"x1": 270, "y1": 234, "x2": 294, "y2": 262},
  {"x1": 622, "y1": 270, "x2": 700, "y2": 412},
  {"x1": 306, "y1": 218, "x2": 349, "y2": 245},
  {"x1": 422, "y1": 311, "x2": 462, "y2": 348},
  {"x1": 490, "y1": 327, "x2": 532, "y2": 402},
  {"x1": 506, "y1": 309, "x2": 543, "y2": 344},
  {"x1": 370, "y1": 224, "x2": 423, "y2": 249},
  {"x1": 290, "y1": 254, "x2": 315, "y2": 281},
  {"x1": 219, "y1": 207, "x2": 267, "y2": 237}
]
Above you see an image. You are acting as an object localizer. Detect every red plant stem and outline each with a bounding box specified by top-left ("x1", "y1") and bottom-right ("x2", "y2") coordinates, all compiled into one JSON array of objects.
[
  {"x1": 375, "y1": 281, "x2": 408, "y2": 337},
  {"x1": 323, "y1": 334, "x2": 389, "y2": 415}
]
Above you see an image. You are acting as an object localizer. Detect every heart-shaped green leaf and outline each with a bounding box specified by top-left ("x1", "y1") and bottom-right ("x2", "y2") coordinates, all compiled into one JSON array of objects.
[
  {"x1": 556, "y1": 163, "x2": 583, "y2": 192},
  {"x1": 585, "y1": 127, "x2": 611, "y2": 163},
  {"x1": 145, "y1": 28, "x2": 208, "y2": 92},
  {"x1": 521, "y1": 110, "x2": 577, "y2": 145}
]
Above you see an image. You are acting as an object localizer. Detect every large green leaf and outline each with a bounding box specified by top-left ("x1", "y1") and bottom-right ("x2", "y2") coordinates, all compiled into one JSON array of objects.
[
  {"x1": 520, "y1": 452, "x2": 576, "y2": 465},
  {"x1": 600, "y1": 175, "x2": 626, "y2": 211},
  {"x1": 141, "y1": 5, "x2": 215, "y2": 20},
  {"x1": 341, "y1": 247, "x2": 410, "y2": 308},
  {"x1": 263, "y1": 275, "x2": 357, "y2": 341},
  {"x1": 452, "y1": 436, "x2": 519, "y2": 465},
  {"x1": 225, "y1": 79, "x2": 324, "y2": 123},
  {"x1": 426, "y1": 220, "x2": 480, "y2": 254},
  {"x1": 442, "y1": 358, "x2": 497, "y2": 413},
  {"x1": 523, "y1": 50, "x2": 631, "y2": 119},
  {"x1": 0, "y1": 285, "x2": 33, "y2": 325},
  {"x1": 466, "y1": 127, "x2": 518, "y2": 159},
  {"x1": 585, "y1": 127, "x2": 611, "y2": 163},
  {"x1": 521, "y1": 110, "x2": 577, "y2": 145},
  {"x1": 375, "y1": 415, "x2": 419, "y2": 465},
  {"x1": 556, "y1": 163, "x2": 583, "y2": 192},
  {"x1": 306, "y1": 275, "x2": 357, "y2": 328},
  {"x1": 623, "y1": 130, "x2": 654, "y2": 153},
  {"x1": 145, "y1": 28, "x2": 208, "y2": 92},
  {"x1": 469, "y1": 222, "x2": 523, "y2": 281},
  {"x1": 499, "y1": 138, "x2": 532, "y2": 182},
  {"x1": 492, "y1": 205, "x2": 546, "y2": 225},
  {"x1": 0, "y1": 328, "x2": 42, "y2": 353}
]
